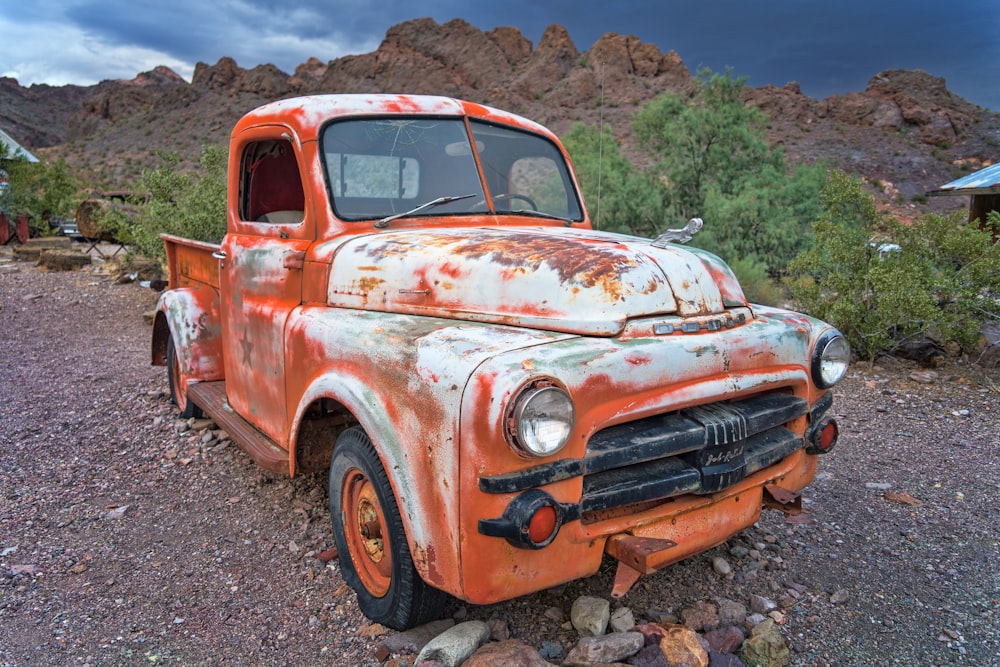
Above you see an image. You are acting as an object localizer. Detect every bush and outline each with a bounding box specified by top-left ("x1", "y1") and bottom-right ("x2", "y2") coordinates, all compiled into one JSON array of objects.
[
  {"x1": 788, "y1": 170, "x2": 1000, "y2": 360},
  {"x1": 117, "y1": 145, "x2": 228, "y2": 261}
]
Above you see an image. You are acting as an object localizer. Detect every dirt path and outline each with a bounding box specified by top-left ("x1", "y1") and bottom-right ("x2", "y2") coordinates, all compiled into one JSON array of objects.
[{"x1": 1, "y1": 255, "x2": 998, "y2": 666}]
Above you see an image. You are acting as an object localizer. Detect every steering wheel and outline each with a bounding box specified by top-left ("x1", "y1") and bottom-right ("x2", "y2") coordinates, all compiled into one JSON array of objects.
[{"x1": 493, "y1": 193, "x2": 537, "y2": 211}]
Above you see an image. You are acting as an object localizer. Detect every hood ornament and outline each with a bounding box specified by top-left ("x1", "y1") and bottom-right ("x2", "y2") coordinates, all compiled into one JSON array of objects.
[{"x1": 651, "y1": 217, "x2": 703, "y2": 247}]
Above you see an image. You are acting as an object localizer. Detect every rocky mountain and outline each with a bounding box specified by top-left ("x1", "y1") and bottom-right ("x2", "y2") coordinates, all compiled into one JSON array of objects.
[{"x1": 2, "y1": 17, "x2": 997, "y2": 212}]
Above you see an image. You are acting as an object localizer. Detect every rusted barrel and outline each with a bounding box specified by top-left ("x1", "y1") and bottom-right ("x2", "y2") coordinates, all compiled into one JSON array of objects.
[{"x1": 75, "y1": 198, "x2": 136, "y2": 242}]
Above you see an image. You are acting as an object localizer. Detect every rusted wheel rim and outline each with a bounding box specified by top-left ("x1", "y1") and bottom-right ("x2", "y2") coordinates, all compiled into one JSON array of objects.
[{"x1": 342, "y1": 468, "x2": 392, "y2": 597}]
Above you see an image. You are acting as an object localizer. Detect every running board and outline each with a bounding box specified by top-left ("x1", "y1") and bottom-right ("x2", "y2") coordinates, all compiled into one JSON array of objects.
[{"x1": 187, "y1": 381, "x2": 288, "y2": 474}]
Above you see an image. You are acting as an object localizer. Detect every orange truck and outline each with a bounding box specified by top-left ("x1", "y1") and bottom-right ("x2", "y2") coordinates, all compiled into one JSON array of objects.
[{"x1": 152, "y1": 94, "x2": 850, "y2": 629}]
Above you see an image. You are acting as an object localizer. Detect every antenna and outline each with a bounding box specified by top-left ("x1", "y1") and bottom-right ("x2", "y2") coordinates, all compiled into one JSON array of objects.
[{"x1": 596, "y1": 61, "x2": 605, "y2": 230}]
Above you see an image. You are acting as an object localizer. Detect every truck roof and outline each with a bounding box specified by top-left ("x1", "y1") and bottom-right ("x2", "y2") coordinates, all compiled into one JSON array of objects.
[{"x1": 233, "y1": 94, "x2": 555, "y2": 144}]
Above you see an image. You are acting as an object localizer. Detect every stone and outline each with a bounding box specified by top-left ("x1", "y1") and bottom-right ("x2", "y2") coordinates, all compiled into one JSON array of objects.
[
  {"x1": 830, "y1": 589, "x2": 850, "y2": 604},
  {"x1": 610, "y1": 606, "x2": 636, "y2": 633},
  {"x1": 414, "y1": 621, "x2": 490, "y2": 667},
  {"x1": 740, "y1": 619, "x2": 789, "y2": 667},
  {"x1": 571, "y1": 595, "x2": 610, "y2": 637},
  {"x1": 703, "y1": 625, "x2": 746, "y2": 654},
  {"x1": 682, "y1": 600, "x2": 720, "y2": 631},
  {"x1": 564, "y1": 632, "x2": 644, "y2": 665},
  {"x1": 628, "y1": 644, "x2": 669, "y2": 667},
  {"x1": 749, "y1": 595, "x2": 777, "y2": 615},
  {"x1": 634, "y1": 622, "x2": 668, "y2": 646},
  {"x1": 644, "y1": 610, "x2": 677, "y2": 625},
  {"x1": 104, "y1": 505, "x2": 128, "y2": 520},
  {"x1": 537, "y1": 641, "x2": 564, "y2": 660},
  {"x1": 713, "y1": 557, "x2": 733, "y2": 576},
  {"x1": 543, "y1": 606, "x2": 565, "y2": 623},
  {"x1": 909, "y1": 369, "x2": 939, "y2": 384},
  {"x1": 358, "y1": 623, "x2": 387, "y2": 638},
  {"x1": 716, "y1": 598, "x2": 747, "y2": 627},
  {"x1": 729, "y1": 545, "x2": 750, "y2": 559},
  {"x1": 709, "y1": 651, "x2": 747, "y2": 667},
  {"x1": 464, "y1": 639, "x2": 556, "y2": 667},
  {"x1": 744, "y1": 614, "x2": 767, "y2": 632},
  {"x1": 488, "y1": 618, "x2": 510, "y2": 641},
  {"x1": 865, "y1": 482, "x2": 892, "y2": 490},
  {"x1": 381, "y1": 619, "x2": 455, "y2": 654},
  {"x1": 658, "y1": 624, "x2": 709, "y2": 667}
]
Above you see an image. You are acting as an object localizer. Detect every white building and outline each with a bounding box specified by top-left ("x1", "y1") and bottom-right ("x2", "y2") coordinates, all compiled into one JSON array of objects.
[{"x1": 0, "y1": 127, "x2": 39, "y2": 163}]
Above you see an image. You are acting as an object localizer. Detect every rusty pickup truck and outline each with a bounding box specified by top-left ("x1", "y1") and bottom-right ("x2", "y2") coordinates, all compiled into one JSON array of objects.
[{"x1": 152, "y1": 94, "x2": 849, "y2": 629}]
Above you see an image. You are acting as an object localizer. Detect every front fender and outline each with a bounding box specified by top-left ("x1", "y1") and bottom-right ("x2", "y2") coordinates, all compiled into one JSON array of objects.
[
  {"x1": 284, "y1": 307, "x2": 574, "y2": 599},
  {"x1": 153, "y1": 287, "x2": 225, "y2": 383}
]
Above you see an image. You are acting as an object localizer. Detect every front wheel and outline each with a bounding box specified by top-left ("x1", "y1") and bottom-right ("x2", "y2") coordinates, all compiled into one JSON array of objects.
[{"x1": 329, "y1": 427, "x2": 445, "y2": 629}]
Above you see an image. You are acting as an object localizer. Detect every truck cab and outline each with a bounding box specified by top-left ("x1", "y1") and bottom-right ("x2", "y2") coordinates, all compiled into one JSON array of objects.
[{"x1": 152, "y1": 94, "x2": 849, "y2": 629}]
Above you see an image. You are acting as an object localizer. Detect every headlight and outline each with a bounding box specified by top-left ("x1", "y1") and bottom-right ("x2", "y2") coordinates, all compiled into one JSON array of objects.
[
  {"x1": 811, "y1": 330, "x2": 850, "y2": 389},
  {"x1": 507, "y1": 383, "x2": 575, "y2": 457}
]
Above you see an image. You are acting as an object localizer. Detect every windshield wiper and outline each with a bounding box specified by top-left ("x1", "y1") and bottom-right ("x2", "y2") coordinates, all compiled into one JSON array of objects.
[
  {"x1": 503, "y1": 209, "x2": 575, "y2": 226},
  {"x1": 374, "y1": 194, "x2": 477, "y2": 229}
]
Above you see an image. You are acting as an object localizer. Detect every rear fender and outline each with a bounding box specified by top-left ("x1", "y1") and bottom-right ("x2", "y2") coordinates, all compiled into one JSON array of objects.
[{"x1": 152, "y1": 287, "x2": 225, "y2": 384}]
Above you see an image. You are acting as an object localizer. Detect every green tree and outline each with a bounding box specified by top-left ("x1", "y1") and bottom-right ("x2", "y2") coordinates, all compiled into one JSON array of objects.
[
  {"x1": 633, "y1": 69, "x2": 780, "y2": 225},
  {"x1": 122, "y1": 145, "x2": 228, "y2": 260},
  {"x1": 561, "y1": 123, "x2": 665, "y2": 236},
  {"x1": 563, "y1": 69, "x2": 825, "y2": 301},
  {"x1": 788, "y1": 170, "x2": 1000, "y2": 360},
  {"x1": 1, "y1": 142, "x2": 80, "y2": 228},
  {"x1": 632, "y1": 69, "x2": 824, "y2": 279}
]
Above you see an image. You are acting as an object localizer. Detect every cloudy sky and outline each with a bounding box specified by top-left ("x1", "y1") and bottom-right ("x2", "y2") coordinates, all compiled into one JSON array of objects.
[{"x1": 1, "y1": 0, "x2": 997, "y2": 110}]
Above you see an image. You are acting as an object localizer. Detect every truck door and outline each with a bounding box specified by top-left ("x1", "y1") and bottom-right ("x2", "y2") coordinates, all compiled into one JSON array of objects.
[{"x1": 219, "y1": 133, "x2": 313, "y2": 446}]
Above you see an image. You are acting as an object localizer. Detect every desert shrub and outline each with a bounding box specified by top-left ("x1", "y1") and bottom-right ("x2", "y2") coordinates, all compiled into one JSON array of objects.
[
  {"x1": 117, "y1": 145, "x2": 228, "y2": 261},
  {"x1": 787, "y1": 170, "x2": 1000, "y2": 360}
]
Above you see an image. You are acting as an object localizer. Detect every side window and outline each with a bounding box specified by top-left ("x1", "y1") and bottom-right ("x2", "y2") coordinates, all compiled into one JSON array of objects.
[{"x1": 240, "y1": 140, "x2": 305, "y2": 223}]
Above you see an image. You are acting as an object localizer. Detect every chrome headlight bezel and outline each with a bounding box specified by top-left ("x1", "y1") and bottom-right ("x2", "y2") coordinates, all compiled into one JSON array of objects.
[
  {"x1": 506, "y1": 381, "x2": 575, "y2": 458},
  {"x1": 811, "y1": 330, "x2": 851, "y2": 389}
]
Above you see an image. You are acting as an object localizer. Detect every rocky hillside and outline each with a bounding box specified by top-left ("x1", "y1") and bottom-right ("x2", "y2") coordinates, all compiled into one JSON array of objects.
[{"x1": 2, "y1": 17, "x2": 998, "y2": 212}]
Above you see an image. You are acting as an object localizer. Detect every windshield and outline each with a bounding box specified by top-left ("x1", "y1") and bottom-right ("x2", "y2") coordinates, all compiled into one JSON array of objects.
[{"x1": 321, "y1": 117, "x2": 584, "y2": 223}]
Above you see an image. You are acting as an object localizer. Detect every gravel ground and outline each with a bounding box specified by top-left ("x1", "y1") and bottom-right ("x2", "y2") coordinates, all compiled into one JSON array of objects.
[{"x1": 1, "y1": 250, "x2": 998, "y2": 666}]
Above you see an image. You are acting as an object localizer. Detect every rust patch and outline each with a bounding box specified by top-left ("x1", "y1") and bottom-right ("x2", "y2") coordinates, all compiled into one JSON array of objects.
[
  {"x1": 361, "y1": 231, "x2": 641, "y2": 302},
  {"x1": 452, "y1": 233, "x2": 639, "y2": 299},
  {"x1": 355, "y1": 276, "x2": 386, "y2": 293}
]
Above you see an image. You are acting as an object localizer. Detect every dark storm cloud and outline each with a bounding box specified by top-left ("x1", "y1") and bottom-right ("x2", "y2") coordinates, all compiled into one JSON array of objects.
[
  {"x1": 64, "y1": 0, "x2": 218, "y2": 55},
  {"x1": 1, "y1": 0, "x2": 997, "y2": 109}
]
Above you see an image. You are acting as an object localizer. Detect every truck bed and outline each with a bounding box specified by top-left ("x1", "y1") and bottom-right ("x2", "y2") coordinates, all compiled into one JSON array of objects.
[{"x1": 161, "y1": 233, "x2": 221, "y2": 290}]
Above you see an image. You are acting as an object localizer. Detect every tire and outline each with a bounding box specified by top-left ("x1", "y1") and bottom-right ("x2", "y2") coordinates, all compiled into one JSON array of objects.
[
  {"x1": 329, "y1": 426, "x2": 446, "y2": 629},
  {"x1": 167, "y1": 334, "x2": 202, "y2": 419}
]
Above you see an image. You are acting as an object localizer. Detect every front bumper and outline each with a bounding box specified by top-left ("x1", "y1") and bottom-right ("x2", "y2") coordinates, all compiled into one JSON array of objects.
[{"x1": 460, "y1": 389, "x2": 835, "y2": 603}]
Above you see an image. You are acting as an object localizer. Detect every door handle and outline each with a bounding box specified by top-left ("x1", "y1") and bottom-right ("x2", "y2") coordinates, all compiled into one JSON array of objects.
[{"x1": 283, "y1": 250, "x2": 306, "y2": 270}]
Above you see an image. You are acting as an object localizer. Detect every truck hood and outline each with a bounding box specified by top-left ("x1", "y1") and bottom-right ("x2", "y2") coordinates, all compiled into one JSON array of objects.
[{"x1": 325, "y1": 226, "x2": 747, "y2": 336}]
